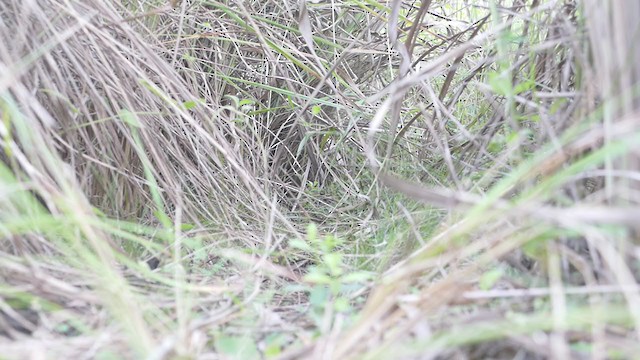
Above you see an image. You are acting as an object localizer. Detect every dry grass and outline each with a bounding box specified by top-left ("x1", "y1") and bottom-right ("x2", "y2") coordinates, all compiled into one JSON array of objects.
[{"x1": 1, "y1": 0, "x2": 640, "y2": 359}]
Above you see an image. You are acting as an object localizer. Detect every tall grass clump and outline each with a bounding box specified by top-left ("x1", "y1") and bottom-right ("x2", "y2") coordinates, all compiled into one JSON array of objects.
[{"x1": 1, "y1": 0, "x2": 639, "y2": 359}]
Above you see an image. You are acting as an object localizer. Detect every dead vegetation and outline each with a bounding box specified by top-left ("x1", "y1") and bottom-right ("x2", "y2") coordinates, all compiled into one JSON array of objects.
[{"x1": 1, "y1": 0, "x2": 639, "y2": 359}]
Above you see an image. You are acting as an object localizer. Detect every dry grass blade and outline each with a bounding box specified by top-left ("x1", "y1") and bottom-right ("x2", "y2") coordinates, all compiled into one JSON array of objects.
[{"x1": 1, "y1": 0, "x2": 640, "y2": 359}]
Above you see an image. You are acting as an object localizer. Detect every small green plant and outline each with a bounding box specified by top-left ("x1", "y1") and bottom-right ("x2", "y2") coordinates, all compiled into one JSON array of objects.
[{"x1": 291, "y1": 224, "x2": 372, "y2": 330}]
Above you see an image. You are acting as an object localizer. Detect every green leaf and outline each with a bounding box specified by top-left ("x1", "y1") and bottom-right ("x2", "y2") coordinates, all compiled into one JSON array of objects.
[
  {"x1": 522, "y1": 239, "x2": 546, "y2": 260},
  {"x1": 304, "y1": 269, "x2": 332, "y2": 284},
  {"x1": 296, "y1": 132, "x2": 312, "y2": 156},
  {"x1": 239, "y1": 99, "x2": 254, "y2": 107},
  {"x1": 320, "y1": 132, "x2": 332, "y2": 149},
  {"x1": 549, "y1": 98, "x2": 568, "y2": 114},
  {"x1": 182, "y1": 100, "x2": 198, "y2": 110},
  {"x1": 334, "y1": 297, "x2": 350, "y2": 312},
  {"x1": 224, "y1": 94, "x2": 240, "y2": 107},
  {"x1": 487, "y1": 71, "x2": 512, "y2": 97},
  {"x1": 215, "y1": 336, "x2": 260, "y2": 360},
  {"x1": 513, "y1": 79, "x2": 535, "y2": 95},
  {"x1": 264, "y1": 339, "x2": 282, "y2": 358},
  {"x1": 323, "y1": 253, "x2": 343, "y2": 276},
  {"x1": 312, "y1": 105, "x2": 322, "y2": 115},
  {"x1": 487, "y1": 137, "x2": 503, "y2": 154},
  {"x1": 307, "y1": 223, "x2": 318, "y2": 243},
  {"x1": 96, "y1": 350, "x2": 120, "y2": 360},
  {"x1": 309, "y1": 286, "x2": 329, "y2": 308},
  {"x1": 180, "y1": 223, "x2": 195, "y2": 231},
  {"x1": 321, "y1": 234, "x2": 342, "y2": 252},
  {"x1": 479, "y1": 268, "x2": 504, "y2": 290},
  {"x1": 183, "y1": 237, "x2": 203, "y2": 251},
  {"x1": 289, "y1": 239, "x2": 313, "y2": 252},
  {"x1": 119, "y1": 110, "x2": 141, "y2": 128},
  {"x1": 341, "y1": 271, "x2": 372, "y2": 283}
]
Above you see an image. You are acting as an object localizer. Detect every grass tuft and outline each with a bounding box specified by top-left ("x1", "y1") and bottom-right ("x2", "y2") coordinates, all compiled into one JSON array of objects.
[{"x1": 1, "y1": 0, "x2": 640, "y2": 358}]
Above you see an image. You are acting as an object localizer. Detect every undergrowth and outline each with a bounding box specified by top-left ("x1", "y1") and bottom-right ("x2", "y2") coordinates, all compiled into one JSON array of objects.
[{"x1": 1, "y1": 0, "x2": 640, "y2": 359}]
